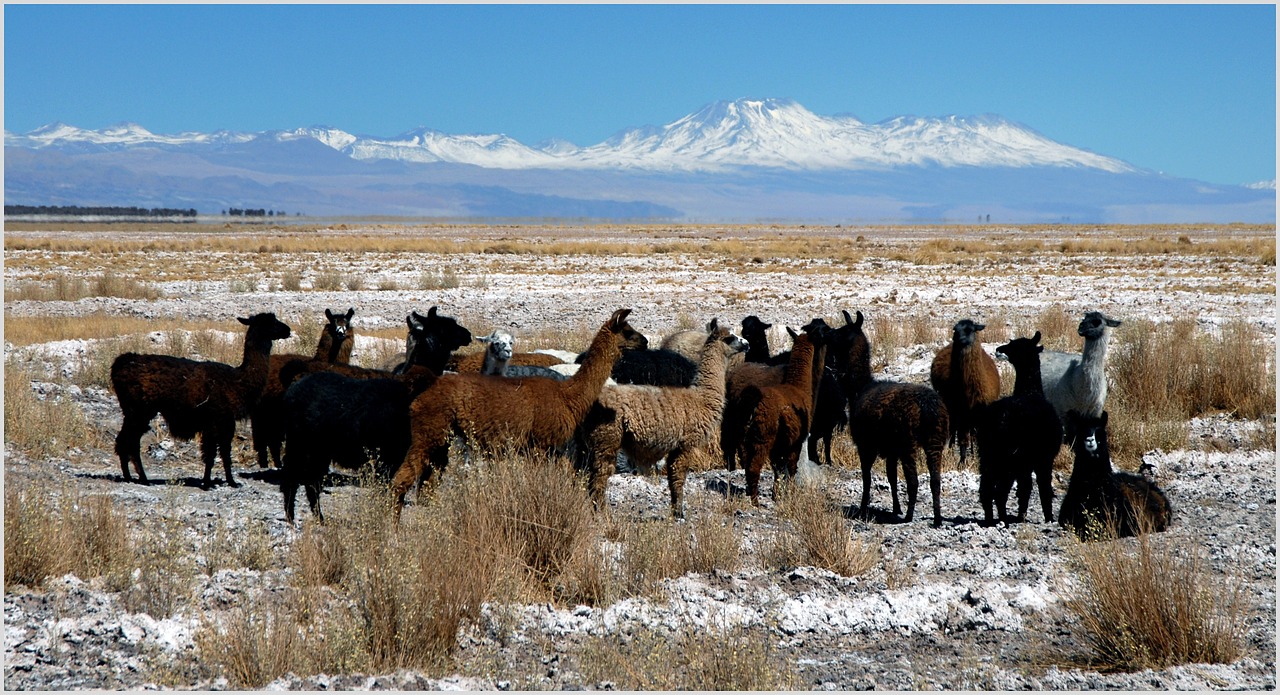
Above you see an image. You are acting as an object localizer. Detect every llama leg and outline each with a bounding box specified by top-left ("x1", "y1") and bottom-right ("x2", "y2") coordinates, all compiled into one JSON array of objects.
[
  {"x1": 115, "y1": 414, "x2": 151, "y2": 484},
  {"x1": 979, "y1": 470, "x2": 997, "y2": 526},
  {"x1": 199, "y1": 433, "x2": 218, "y2": 489},
  {"x1": 304, "y1": 482, "x2": 324, "y2": 524},
  {"x1": 886, "y1": 455, "x2": 902, "y2": 517},
  {"x1": 252, "y1": 414, "x2": 270, "y2": 468},
  {"x1": 1014, "y1": 469, "x2": 1033, "y2": 522},
  {"x1": 1036, "y1": 465, "x2": 1055, "y2": 522},
  {"x1": 857, "y1": 444, "x2": 876, "y2": 520},
  {"x1": 218, "y1": 428, "x2": 239, "y2": 488},
  {"x1": 281, "y1": 455, "x2": 301, "y2": 524},
  {"x1": 925, "y1": 447, "x2": 943, "y2": 528},
  {"x1": 994, "y1": 475, "x2": 1015, "y2": 523},
  {"x1": 900, "y1": 452, "x2": 918, "y2": 523},
  {"x1": 745, "y1": 451, "x2": 766, "y2": 506},
  {"x1": 665, "y1": 448, "x2": 688, "y2": 519}
]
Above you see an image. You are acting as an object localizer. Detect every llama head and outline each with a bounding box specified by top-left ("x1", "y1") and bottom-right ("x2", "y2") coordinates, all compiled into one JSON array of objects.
[
  {"x1": 828, "y1": 309, "x2": 869, "y2": 371},
  {"x1": 1078, "y1": 311, "x2": 1122, "y2": 340},
  {"x1": 951, "y1": 318, "x2": 986, "y2": 347},
  {"x1": 323, "y1": 307, "x2": 355, "y2": 342},
  {"x1": 405, "y1": 307, "x2": 473, "y2": 368},
  {"x1": 741, "y1": 315, "x2": 772, "y2": 338},
  {"x1": 607, "y1": 309, "x2": 648, "y2": 351},
  {"x1": 994, "y1": 331, "x2": 1043, "y2": 368},
  {"x1": 479, "y1": 330, "x2": 516, "y2": 362},
  {"x1": 706, "y1": 318, "x2": 749, "y2": 356},
  {"x1": 801, "y1": 317, "x2": 833, "y2": 345},
  {"x1": 1066, "y1": 409, "x2": 1111, "y2": 467},
  {"x1": 239, "y1": 312, "x2": 292, "y2": 342}
]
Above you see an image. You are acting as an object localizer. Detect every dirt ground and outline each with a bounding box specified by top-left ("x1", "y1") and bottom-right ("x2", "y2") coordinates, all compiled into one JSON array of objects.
[{"x1": 3, "y1": 222, "x2": 1275, "y2": 690}]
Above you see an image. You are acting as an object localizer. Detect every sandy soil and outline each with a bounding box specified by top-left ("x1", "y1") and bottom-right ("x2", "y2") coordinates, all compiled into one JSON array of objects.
[{"x1": 3, "y1": 223, "x2": 1275, "y2": 690}]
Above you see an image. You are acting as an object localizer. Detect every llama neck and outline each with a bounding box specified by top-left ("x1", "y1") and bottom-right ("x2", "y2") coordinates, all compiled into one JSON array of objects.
[
  {"x1": 782, "y1": 339, "x2": 815, "y2": 392},
  {"x1": 692, "y1": 341, "x2": 729, "y2": 407},
  {"x1": 839, "y1": 334, "x2": 874, "y2": 395},
  {"x1": 809, "y1": 343, "x2": 827, "y2": 413},
  {"x1": 1080, "y1": 333, "x2": 1110, "y2": 367},
  {"x1": 744, "y1": 331, "x2": 771, "y2": 363},
  {"x1": 565, "y1": 325, "x2": 621, "y2": 413},
  {"x1": 1011, "y1": 357, "x2": 1044, "y2": 397},
  {"x1": 481, "y1": 350, "x2": 508, "y2": 376},
  {"x1": 238, "y1": 331, "x2": 277, "y2": 385},
  {"x1": 313, "y1": 330, "x2": 351, "y2": 364}
]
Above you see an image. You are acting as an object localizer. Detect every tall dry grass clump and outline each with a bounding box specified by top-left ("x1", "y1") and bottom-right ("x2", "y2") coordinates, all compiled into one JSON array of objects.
[
  {"x1": 3, "y1": 481, "x2": 132, "y2": 588},
  {"x1": 614, "y1": 510, "x2": 741, "y2": 597},
  {"x1": 766, "y1": 484, "x2": 879, "y2": 577},
  {"x1": 4, "y1": 361, "x2": 98, "y2": 458},
  {"x1": 576, "y1": 622, "x2": 798, "y2": 690},
  {"x1": 1064, "y1": 522, "x2": 1244, "y2": 672},
  {"x1": 1107, "y1": 317, "x2": 1274, "y2": 460},
  {"x1": 4, "y1": 271, "x2": 161, "y2": 302}
]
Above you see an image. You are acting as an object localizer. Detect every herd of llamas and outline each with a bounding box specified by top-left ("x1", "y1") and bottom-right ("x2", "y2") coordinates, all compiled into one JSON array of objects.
[{"x1": 108, "y1": 303, "x2": 1172, "y2": 541}]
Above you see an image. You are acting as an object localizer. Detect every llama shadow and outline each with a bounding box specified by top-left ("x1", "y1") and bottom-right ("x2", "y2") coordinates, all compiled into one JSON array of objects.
[
  {"x1": 841, "y1": 504, "x2": 915, "y2": 525},
  {"x1": 238, "y1": 468, "x2": 282, "y2": 485},
  {"x1": 704, "y1": 478, "x2": 750, "y2": 498}
]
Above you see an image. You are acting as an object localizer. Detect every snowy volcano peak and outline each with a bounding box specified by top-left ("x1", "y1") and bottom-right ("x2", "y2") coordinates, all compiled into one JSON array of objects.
[{"x1": 5, "y1": 97, "x2": 1139, "y2": 174}]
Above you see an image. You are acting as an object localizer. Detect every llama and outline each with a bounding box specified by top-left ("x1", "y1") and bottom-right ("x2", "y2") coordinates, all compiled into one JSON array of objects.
[
  {"x1": 110, "y1": 313, "x2": 292, "y2": 489},
  {"x1": 286, "y1": 307, "x2": 471, "y2": 386},
  {"x1": 739, "y1": 315, "x2": 782, "y2": 365},
  {"x1": 832, "y1": 310, "x2": 950, "y2": 527},
  {"x1": 1041, "y1": 311, "x2": 1122, "y2": 424},
  {"x1": 929, "y1": 319, "x2": 1000, "y2": 467},
  {"x1": 737, "y1": 325, "x2": 827, "y2": 504},
  {"x1": 722, "y1": 317, "x2": 843, "y2": 469},
  {"x1": 391, "y1": 309, "x2": 638, "y2": 517},
  {"x1": 385, "y1": 307, "x2": 474, "y2": 375},
  {"x1": 579, "y1": 319, "x2": 748, "y2": 518},
  {"x1": 1058, "y1": 410, "x2": 1172, "y2": 540},
  {"x1": 578, "y1": 345, "x2": 696, "y2": 387},
  {"x1": 973, "y1": 332, "x2": 1063, "y2": 525},
  {"x1": 251, "y1": 307, "x2": 355, "y2": 469},
  {"x1": 470, "y1": 329, "x2": 570, "y2": 380},
  {"x1": 280, "y1": 368, "x2": 436, "y2": 523}
]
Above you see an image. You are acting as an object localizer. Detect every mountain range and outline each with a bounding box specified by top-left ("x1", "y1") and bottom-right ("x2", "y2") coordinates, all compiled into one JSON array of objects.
[{"x1": 5, "y1": 98, "x2": 1274, "y2": 222}]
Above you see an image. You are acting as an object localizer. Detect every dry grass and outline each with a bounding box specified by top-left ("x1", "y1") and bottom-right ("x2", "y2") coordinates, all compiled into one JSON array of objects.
[
  {"x1": 4, "y1": 271, "x2": 162, "y2": 302},
  {"x1": 614, "y1": 509, "x2": 742, "y2": 597},
  {"x1": 3, "y1": 481, "x2": 132, "y2": 589},
  {"x1": 4, "y1": 360, "x2": 100, "y2": 457},
  {"x1": 575, "y1": 622, "x2": 799, "y2": 690},
  {"x1": 1106, "y1": 317, "x2": 1274, "y2": 461},
  {"x1": 766, "y1": 483, "x2": 880, "y2": 577},
  {"x1": 1064, "y1": 522, "x2": 1244, "y2": 672}
]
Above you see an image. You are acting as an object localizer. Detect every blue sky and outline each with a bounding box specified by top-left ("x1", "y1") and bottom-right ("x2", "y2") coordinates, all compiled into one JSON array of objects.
[{"x1": 4, "y1": 4, "x2": 1275, "y2": 185}]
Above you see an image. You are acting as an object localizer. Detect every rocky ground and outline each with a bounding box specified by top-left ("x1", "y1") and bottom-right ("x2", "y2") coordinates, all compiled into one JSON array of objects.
[{"x1": 3, "y1": 222, "x2": 1276, "y2": 690}]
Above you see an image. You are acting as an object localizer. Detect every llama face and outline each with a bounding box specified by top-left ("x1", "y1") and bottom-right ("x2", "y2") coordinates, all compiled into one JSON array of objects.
[
  {"x1": 1078, "y1": 311, "x2": 1122, "y2": 339},
  {"x1": 994, "y1": 331, "x2": 1043, "y2": 368},
  {"x1": 407, "y1": 307, "x2": 473, "y2": 356},
  {"x1": 952, "y1": 319, "x2": 986, "y2": 347},
  {"x1": 1068, "y1": 410, "x2": 1110, "y2": 465},
  {"x1": 240, "y1": 312, "x2": 292, "y2": 341},
  {"x1": 325, "y1": 307, "x2": 355, "y2": 341},
  {"x1": 707, "y1": 325, "x2": 749, "y2": 356},
  {"x1": 480, "y1": 330, "x2": 515, "y2": 361}
]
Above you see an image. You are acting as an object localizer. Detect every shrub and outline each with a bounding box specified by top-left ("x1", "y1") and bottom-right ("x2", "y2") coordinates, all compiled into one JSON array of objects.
[
  {"x1": 576, "y1": 622, "x2": 798, "y2": 690},
  {"x1": 4, "y1": 481, "x2": 132, "y2": 589},
  {"x1": 1064, "y1": 522, "x2": 1244, "y2": 671},
  {"x1": 766, "y1": 484, "x2": 879, "y2": 577},
  {"x1": 4, "y1": 361, "x2": 97, "y2": 459}
]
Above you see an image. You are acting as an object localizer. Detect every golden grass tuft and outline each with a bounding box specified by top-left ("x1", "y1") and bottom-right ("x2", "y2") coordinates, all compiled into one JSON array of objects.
[
  {"x1": 1064, "y1": 522, "x2": 1244, "y2": 672},
  {"x1": 4, "y1": 361, "x2": 100, "y2": 458},
  {"x1": 766, "y1": 483, "x2": 880, "y2": 577},
  {"x1": 3, "y1": 481, "x2": 133, "y2": 589}
]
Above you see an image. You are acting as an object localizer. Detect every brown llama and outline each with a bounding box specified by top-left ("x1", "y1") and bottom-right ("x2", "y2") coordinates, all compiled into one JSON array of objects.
[
  {"x1": 579, "y1": 319, "x2": 749, "y2": 518},
  {"x1": 110, "y1": 313, "x2": 292, "y2": 489},
  {"x1": 737, "y1": 325, "x2": 827, "y2": 504},
  {"x1": 832, "y1": 310, "x2": 950, "y2": 527},
  {"x1": 391, "y1": 309, "x2": 639, "y2": 517},
  {"x1": 929, "y1": 318, "x2": 1000, "y2": 467},
  {"x1": 251, "y1": 307, "x2": 355, "y2": 468}
]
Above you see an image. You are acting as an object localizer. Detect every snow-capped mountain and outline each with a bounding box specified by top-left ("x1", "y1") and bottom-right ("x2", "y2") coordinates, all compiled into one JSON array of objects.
[
  {"x1": 5, "y1": 98, "x2": 1272, "y2": 223},
  {"x1": 4, "y1": 98, "x2": 1135, "y2": 174}
]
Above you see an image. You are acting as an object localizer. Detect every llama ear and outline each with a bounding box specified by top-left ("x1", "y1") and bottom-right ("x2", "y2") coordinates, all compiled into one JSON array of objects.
[
  {"x1": 325, "y1": 308, "x2": 336, "y2": 321},
  {"x1": 844, "y1": 310, "x2": 864, "y2": 328},
  {"x1": 609, "y1": 308, "x2": 632, "y2": 328},
  {"x1": 787, "y1": 326, "x2": 799, "y2": 340},
  {"x1": 974, "y1": 323, "x2": 986, "y2": 332},
  {"x1": 1104, "y1": 316, "x2": 1121, "y2": 328},
  {"x1": 238, "y1": 316, "x2": 251, "y2": 326},
  {"x1": 842, "y1": 310, "x2": 853, "y2": 326},
  {"x1": 1100, "y1": 410, "x2": 1109, "y2": 426},
  {"x1": 706, "y1": 318, "x2": 719, "y2": 332},
  {"x1": 345, "y1": 307, "x2": 355, "y2": 320},
  {"x1": 428, "y1": 306, "x2": 439, "y2": 319},
  {"x1": 1032, "y1": 330, "x2": 1042, "y2": 344}
]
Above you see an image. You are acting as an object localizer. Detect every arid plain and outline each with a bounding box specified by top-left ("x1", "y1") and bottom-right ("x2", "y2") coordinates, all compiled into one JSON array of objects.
[{"x1": 3, "y1": 221, "x2": 1275, "y2": 689}]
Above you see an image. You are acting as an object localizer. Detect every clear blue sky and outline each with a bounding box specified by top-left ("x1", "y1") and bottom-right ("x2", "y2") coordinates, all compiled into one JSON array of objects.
[{"x1": 4, "y1": 4, "x2": 1275, "y2": 185}]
